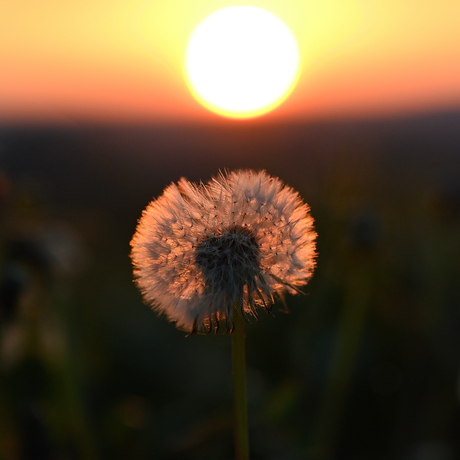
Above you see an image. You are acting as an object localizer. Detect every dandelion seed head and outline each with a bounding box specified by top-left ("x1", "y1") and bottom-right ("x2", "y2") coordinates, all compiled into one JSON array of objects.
[{"x1": 130, "y1": 170, "x2": 317, "y2": 333}]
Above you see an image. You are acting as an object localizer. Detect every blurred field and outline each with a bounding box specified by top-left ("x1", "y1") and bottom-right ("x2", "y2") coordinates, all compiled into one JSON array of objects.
[{"x1": 0, "y1": 109, "x2": 459, "y2": 459}]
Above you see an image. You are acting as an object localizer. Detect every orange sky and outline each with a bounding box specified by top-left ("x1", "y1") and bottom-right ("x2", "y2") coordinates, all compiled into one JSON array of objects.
[{"x1": 1, "y1": 0, "x2": 459, "y2": 123}]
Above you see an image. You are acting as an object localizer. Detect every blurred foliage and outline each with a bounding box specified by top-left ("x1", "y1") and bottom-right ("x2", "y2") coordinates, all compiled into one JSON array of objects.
[{"x1": 0, "y1": 111, "x2": 459, "y2": 459}]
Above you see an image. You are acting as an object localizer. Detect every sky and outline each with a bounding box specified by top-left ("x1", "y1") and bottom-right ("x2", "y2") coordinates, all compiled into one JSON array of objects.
[{"x1": 1, "y1": 0, "x2": 460, "y2": 123}]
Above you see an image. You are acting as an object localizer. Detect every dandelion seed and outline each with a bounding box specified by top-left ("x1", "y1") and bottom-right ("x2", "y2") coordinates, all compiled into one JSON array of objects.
[{"x1": 130, "y1": 170, "x2": 317, "y2": 333}]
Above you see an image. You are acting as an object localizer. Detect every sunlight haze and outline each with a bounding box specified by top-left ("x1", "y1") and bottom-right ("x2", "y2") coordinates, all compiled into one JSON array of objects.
[{"x1": 1, "y1": 0, "x2": 459, "y2": 122}]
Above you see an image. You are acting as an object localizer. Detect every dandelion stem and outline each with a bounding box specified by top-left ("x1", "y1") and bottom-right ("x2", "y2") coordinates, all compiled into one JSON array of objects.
[{"x1": 232, "y1": 307, "x2": 250, "y2": 460}]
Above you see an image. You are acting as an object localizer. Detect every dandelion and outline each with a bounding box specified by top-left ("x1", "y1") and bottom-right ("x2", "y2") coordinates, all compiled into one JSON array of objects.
[
  {"x1": 130, "y1": 169, "x2": 317, "y2": 334},
  {"x1": 131, "y1": 169, "x2": 316, "y2": 459}
]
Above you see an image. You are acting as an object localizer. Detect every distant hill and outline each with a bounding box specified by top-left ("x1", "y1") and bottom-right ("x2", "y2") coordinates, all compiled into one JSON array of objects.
[{"x1": 1, "y1": 108, "x2": 459, "y2": 230}]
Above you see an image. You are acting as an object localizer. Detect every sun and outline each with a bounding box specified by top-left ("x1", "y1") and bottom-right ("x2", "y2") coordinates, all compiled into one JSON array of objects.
[{"x1": 184, "y1": 6, "x2": 300, "y2": 119}]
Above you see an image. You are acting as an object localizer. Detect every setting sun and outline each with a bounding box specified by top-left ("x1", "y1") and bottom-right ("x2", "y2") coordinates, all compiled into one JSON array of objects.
[
  {"x1": 184, "y1": 6, "x2": 300, "y2": 119},
  {"x1": 1, "y1": 0, "x2": 459, "y2": 122}
]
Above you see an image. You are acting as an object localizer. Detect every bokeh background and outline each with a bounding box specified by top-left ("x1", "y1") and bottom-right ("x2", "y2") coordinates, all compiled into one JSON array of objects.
[{"x1": 1, "y1": 1, "x2": 460, "y2": 459}]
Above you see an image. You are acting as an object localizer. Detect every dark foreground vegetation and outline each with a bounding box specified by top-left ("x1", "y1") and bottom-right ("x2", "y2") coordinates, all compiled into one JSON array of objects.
[{"x1": 1, "y1": 109, "x2": 459, "y2": 459}]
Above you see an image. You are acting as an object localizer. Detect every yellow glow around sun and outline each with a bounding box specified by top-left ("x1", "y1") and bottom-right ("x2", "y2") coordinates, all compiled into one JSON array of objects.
[{"x1": 184, "y1": 6, "x2": 300, "y2": 119}]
